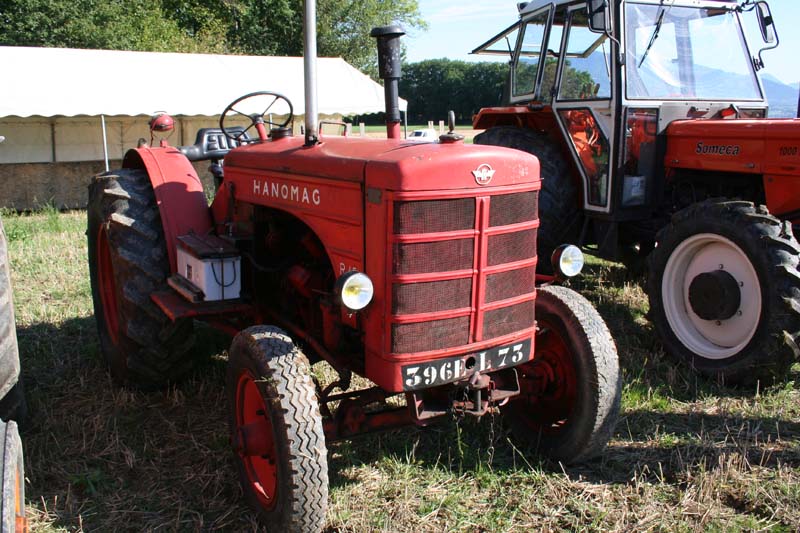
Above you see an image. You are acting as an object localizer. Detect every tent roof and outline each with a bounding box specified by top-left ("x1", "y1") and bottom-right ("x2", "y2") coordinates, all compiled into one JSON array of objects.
[{"x1": 0, "y1": 46, "x2": 405, "y2": 118}]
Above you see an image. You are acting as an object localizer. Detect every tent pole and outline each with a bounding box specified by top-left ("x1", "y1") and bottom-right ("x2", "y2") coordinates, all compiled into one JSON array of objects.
[
  {"x1": 100, "y1": 115, "x2": 110, "y2": 172},
  {"x1": 403, "y1": 110, "x2": 408, "y2": 140}
]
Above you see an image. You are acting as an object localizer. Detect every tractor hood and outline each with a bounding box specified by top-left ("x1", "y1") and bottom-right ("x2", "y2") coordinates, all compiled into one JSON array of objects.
[
  {"x1": 223, "y1": 135, "x2": 540, "y2": 191},
  {"x1": 665, "y1": 118, "x2": 800, "y2": 174}
]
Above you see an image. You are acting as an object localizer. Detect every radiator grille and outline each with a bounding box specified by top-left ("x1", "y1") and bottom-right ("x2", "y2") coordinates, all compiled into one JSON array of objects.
[
  {"x1": 489, "y1": 191, "x2": 538, "y2": 227},
  {"x1": 392, "y1": 278, "x2": 473, "y2": 315},
  {"x1": 393, "y1": 239, "x2": 474, "y2": 274},
  {"x1": 394, "y1": 198, "x2": 475, "y2": 234},
  {"x1": 487, "y1": 229, "x2": 537, "y2": 266},
  {"x1": 482, "y1": 300, "x2": 535, "y2": 340},
  {"x1": 485, "y1": 266, "x2": 536, "y2": 303},
  {"x1": 390, "y1": 190, "x2": 538, "y2": 354},
  {"x1": 392, "y1": 317, "x2": 471, "y2": 354}
]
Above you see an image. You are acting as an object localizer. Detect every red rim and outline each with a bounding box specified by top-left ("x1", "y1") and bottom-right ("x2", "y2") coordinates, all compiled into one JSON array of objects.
[
  {"x1": 513, "y1": 316, "x2": 578, "y2": 434},
  {"x1": 234, "y1": 371, "x2": 278, "y2": 510},
  {"x1": 96, "y1": 227, "x2": 120, "y2": 346}
]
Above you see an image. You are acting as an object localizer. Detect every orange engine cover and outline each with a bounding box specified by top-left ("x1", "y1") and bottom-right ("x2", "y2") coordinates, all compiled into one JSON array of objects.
[{"x1": 665, "y1": 118, "x2": 800, "y2": 219}]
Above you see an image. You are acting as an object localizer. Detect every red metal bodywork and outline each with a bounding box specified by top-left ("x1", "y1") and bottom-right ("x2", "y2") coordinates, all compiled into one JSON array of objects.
[
  {"x1": 473, "y1": 106, "x2": 559, "y2": 132},
  {"x1": 665, "y1": 119, "x2": 800, "y2": 221},
  {"x1": 213, "y1": 135, "x2": 541, "y2": 393},
  {"x1": 122, "y1": 146, "x2": 213, "y2": 273}
]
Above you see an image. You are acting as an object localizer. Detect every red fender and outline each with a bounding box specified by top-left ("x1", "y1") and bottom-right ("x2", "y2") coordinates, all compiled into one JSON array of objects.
[{"x1": 122, "y1": 145, "x2": 213, "y2": 273}]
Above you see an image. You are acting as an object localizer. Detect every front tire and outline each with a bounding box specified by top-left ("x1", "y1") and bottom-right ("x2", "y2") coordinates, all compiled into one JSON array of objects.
[
  {"x1": 475, "y1": 126, "x2": 581, "y2": 271},
  {"x1": 226, "y1": 326, "x2": 328, "y2": 532},
  {"x1": 647, "y1": 200, "x2": 800, "y2": 385},
  {"x1": 88, "y1": 169, "x2": 196, "y2": 388},
  {"x1": 0, "y1": 218, "x2": 25, "y2": 423},
  {"x1": 503, "y1": 286, "x2": 621, "y2": 463},
  {"x1": 0, "y1": 420, "x2": 25, "y2": 532}
]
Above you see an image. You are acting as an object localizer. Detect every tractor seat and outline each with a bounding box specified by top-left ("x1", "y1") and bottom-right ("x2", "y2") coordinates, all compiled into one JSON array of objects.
[{"x1": 180, "y1": 127, "x2": 252, "y2": 162}]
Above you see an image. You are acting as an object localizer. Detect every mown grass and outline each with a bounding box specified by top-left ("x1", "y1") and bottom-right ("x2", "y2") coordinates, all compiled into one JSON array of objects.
[{"x1": 6, "y1": 210, "x2": 800, "y2": 532}]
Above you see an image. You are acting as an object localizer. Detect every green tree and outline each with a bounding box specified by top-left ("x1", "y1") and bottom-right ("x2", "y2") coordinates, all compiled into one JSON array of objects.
[
  {"x1": 402, "y1": 60, "x2": 506, "y2": 124},
  {"x1": 0, "y1": 0, "x2": 227, "y2": 52}
]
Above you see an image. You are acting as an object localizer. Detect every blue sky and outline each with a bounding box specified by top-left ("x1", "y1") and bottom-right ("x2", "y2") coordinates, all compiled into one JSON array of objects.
[{"x1": 405, "y1": 0, "x2": 799, "y2": 87}]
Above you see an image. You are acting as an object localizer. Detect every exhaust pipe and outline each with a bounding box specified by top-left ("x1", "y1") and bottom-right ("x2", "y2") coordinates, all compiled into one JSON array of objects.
[
  {"x1": 304, "y1": 0, "x2": 319, "y2": 146},
  {"x1": 371, "y1": 26, "x2": 406, "y2": 139}
]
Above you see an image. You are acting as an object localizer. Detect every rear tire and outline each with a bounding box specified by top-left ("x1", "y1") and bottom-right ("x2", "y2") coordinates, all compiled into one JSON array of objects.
[
  {"x1": 227, "y1": 326, "x2": 328, "y2": 532},
  {"x1": 0, "y1": 218, "x2": 25, "y2": 423},
  {"x1": 647, "y1": 199, "x2": 800, "y2": 385},
  {"x1": 502, "y1": 286, "x2": 620, "y2": 463},
  {"x1": 88, "y1": 169, "x2": 196, "y2": 388},
  {"x1": 0, "y1": 420, "x2": 25, "y2": 533},
  {"x1": 475, "y1": 127, "x2": 581, "y2": 272}
]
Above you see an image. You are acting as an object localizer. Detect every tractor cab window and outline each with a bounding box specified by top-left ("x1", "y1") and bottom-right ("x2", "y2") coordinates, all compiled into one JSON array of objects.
[
  {"x1": 625, "y1": 3, "x2": 762, "y2": 100},
  {"x1": 512, "y1": 10, "x2": 551, "y2": 98},
  {"x1": 558, "y1": 10, "x2": 611, "y2": 101}
]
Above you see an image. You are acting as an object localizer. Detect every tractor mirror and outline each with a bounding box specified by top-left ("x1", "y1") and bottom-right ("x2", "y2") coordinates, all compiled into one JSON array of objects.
[
  {"x1": 587, "y1": 0, "x2": 610, "y2": 34},
  {"x1": 756, "y1": 2, "x2": 776, "y2": 44}
]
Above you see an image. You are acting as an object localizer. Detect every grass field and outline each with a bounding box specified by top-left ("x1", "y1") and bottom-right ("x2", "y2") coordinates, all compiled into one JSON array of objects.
[{"x1": 6, "y1": 209, "x2": 800, "y2": 532}]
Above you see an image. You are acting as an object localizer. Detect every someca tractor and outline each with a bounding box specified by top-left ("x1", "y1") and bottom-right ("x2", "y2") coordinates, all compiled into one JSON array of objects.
[
  {"x1": 473, "y1": 0, "x2": 800, "y2": 385},
  {"x1": 86, "y1": 2, "x2": 621, "y2": 530}
]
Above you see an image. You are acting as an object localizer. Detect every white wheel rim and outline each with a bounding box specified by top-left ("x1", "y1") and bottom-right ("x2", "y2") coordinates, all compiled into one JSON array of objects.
[{"x1": 661, "y1": 233, "x2": 761, "y2": 360}]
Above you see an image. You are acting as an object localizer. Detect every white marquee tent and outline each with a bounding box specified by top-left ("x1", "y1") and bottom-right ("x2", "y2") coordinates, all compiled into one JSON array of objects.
[{"x1": 0, "y1": 46, "x2": 405, "y2": 165}]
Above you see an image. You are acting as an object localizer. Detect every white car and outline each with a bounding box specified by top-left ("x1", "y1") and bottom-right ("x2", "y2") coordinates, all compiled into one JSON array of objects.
[{"x1": 406, "y1": 128, "x2": 437, "y2": 142}]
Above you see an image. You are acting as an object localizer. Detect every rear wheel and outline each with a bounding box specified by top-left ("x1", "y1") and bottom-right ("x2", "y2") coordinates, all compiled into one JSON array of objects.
[
  {"x1": 502, "y1": 286, "x2": 620, "y2": 463},
  {"x1": 647, "y1": 200, "x2": 800, "y2": 385},
  {"x1": 226, "y1": 326, "x2": 328, "y2": 532},
  {"x1": 475, "y1": 126, "x2": 581, "y2": 272},
  {"x1": 0, "y1": 420, "x2": 25, "y2": 533},
  {"x1": 88, "y1": 169, "x2": 196, "y2": 388}
]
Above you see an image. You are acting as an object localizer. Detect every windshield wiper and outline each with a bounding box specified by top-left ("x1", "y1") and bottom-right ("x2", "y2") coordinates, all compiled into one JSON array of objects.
[{"x1": 638, "y1": 5, "x2": 666, "y2": 68}]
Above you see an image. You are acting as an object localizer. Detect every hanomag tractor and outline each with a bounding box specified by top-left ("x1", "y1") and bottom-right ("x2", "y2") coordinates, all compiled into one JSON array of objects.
[
  {"x1": 473, "y1": 0, "x2": 800, "y2": 385},
  {"x1": 87, "y1": 2, "x2": 620, "y2": 530}
]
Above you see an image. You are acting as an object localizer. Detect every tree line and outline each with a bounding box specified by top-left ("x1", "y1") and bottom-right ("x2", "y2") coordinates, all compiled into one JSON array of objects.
[{"x1": 1, "y1": 1, "x2": 510, "y2": 119}]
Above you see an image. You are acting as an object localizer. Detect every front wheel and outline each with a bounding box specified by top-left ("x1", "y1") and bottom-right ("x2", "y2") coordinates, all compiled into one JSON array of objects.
[
  {"x1": 226, "y1": 326, "x2": 328, "y2": 532},
  {"x1": 0, "y1": 420, "x2": 25, "y2": 532},
  {"x1": 502, "y1": 286, "x2": 621, "y2": 463},
  {"x1": 647, "y1": 200, "x2": 800, "y2": 385}
]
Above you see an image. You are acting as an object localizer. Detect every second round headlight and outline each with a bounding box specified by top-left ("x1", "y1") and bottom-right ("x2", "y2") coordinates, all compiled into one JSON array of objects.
[
  {"x1": 551, "y1": 244, "x2": 585, "y2": 278},
  {"x1": 335, "y1": 271, "x2": 374, "y2": 311}
]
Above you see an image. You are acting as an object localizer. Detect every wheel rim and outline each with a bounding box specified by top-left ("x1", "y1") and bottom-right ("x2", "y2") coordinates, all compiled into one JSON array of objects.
[
  {"x1": 661, "y1": 233, "x2": 761, "y2": 360},
  {"x1": 96, "y1": 227, "x2": 120, "y2": 346},
  {"x1": 513, "y1": 317, "x2": 577, "y2": 434},
  {"x1": 234, "y1": 371, "x2": 278, "y2": 510}
]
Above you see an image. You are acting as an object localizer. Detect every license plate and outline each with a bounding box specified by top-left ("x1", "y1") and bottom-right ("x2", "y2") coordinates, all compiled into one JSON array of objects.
[{"x1": 401, "y1": 338, "x2": 532, "y2": 391}]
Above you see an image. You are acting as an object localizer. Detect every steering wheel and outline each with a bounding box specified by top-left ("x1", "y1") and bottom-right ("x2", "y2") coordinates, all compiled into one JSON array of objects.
[{"x1": 219, "y1": 91, "x2": 294, "y2": 142}]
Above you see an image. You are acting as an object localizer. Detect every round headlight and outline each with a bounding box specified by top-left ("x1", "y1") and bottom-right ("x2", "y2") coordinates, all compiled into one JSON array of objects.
[
  {"x1": 335, "y1": 271, "x2": 374, "y2": 311},
  {"x1": 551, "y1": 244, "x2": 584, "y2": 278}
]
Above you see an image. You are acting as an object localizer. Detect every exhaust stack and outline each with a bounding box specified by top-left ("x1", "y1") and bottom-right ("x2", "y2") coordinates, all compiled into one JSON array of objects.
[
  {"x1": 371, "y1": 26, "x2": 406, "y2": 139},
  {"x1": 304, "y1": 0, "x2": 319, "y2": 145}
]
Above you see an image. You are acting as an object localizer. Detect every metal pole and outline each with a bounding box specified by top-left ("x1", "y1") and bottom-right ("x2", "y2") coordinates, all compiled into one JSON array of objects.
[
  {"x1": 100, "y1": 115, "x2": 110, "y2": 171},
  {"x1": 303, "y1": 0, "x2": 319, "y2": 146},
  {"x1": 796, "y1": 83, "x2": 800, "y2": 118}
]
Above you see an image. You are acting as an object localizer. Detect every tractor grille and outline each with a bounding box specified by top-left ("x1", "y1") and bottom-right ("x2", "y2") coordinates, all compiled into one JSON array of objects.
[{"x1": 390, "y1": 191, "x2": 539, "y2": 354}]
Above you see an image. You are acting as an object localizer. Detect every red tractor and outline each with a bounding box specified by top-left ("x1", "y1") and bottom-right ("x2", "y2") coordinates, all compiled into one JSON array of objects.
[
  {"x1": 87, "y1": 3, "x2": 620, "y2": 530},
  {"x1": 472, "y1": 0, "x2": 800, "y2": 385}
]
